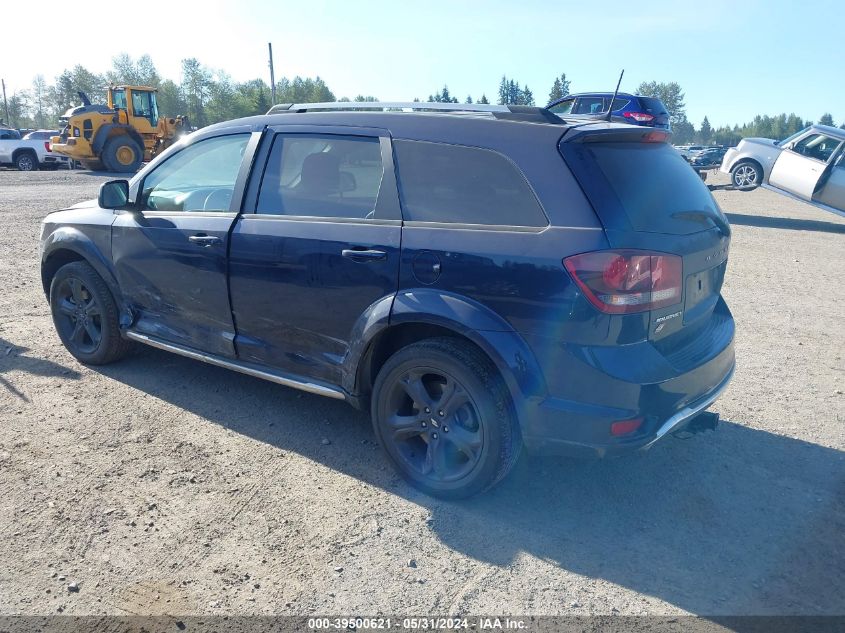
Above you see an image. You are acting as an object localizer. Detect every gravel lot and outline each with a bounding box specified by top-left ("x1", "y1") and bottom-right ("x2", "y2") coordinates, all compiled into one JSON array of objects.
[{"x1": 0, "y1": 168, "x2": 843, "y2": 617}]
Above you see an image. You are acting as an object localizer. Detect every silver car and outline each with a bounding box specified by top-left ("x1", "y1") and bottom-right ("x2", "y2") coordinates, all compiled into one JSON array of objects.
[{"x1": 720, "y1": 124, "x2": 845, "y2": 217}]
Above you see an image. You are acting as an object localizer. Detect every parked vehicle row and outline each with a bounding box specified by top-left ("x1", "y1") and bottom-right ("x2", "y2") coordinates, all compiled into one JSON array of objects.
[
  {"x1": 720, "y1": 124, "x2": 845, "y2": 215},
  {"x1": 39, "y1": 101, "x2": 734, "y2": 498}
]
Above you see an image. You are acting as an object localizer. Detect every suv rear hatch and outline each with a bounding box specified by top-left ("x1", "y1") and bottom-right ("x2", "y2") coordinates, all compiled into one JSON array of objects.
[
  {"x1": 637, "y1": 97, "x2": 671, "y2": 129},
  {"x1": 559, "y1": 126, "x2": 731, "y2": 353}
]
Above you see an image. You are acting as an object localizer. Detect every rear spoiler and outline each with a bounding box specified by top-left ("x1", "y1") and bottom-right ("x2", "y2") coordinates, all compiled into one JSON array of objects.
[{"x1": 565, "y1": 127, "x2": 673, "y2": 144}]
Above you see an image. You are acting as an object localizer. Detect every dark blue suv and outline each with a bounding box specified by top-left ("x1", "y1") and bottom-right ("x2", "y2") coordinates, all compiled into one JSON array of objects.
[
  {"x1": 548, "y1": 92, "x2": 671, "y2": 129},
  {"x1": 39, "y1": 102, "x2": 734, "y2": 498}
]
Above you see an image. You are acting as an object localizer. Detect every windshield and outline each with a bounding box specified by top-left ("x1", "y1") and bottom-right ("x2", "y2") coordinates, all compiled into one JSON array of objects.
[{"x1": 776, "y1": 127, "x2": 809, "y2": 146}]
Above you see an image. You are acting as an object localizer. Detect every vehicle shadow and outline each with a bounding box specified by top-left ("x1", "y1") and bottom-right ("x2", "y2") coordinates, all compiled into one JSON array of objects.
[
  {"x1": 724, "y1": 212, "x2": 845, "y2": 234},
  {"x1": 95, "y1": 347, "x2": 845, "y2": 615},
  {"x1": 0, "y1": 337, "x2": 81, "y2": 401}
]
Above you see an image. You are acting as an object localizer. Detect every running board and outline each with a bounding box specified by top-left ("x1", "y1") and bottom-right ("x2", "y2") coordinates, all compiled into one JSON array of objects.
[{"x1": 124, "y1": 331, "x2": 346, "y2": 400}]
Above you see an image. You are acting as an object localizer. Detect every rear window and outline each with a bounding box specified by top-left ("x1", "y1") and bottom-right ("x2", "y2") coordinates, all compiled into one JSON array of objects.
[
  {"x1": 638, "y1": 97, "x2": 667, "y2": 114},
  {"x1": 561, "y1": 141, "x2": 726, "y2": 235},
  {"x1": 393, "y1": 140, "x2": 547, "y2": 227}
]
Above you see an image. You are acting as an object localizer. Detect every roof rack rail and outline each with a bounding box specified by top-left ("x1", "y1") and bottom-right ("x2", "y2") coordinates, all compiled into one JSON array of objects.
[{"x1": 266, "y1": 102, "x2": 564, "y2": 124}]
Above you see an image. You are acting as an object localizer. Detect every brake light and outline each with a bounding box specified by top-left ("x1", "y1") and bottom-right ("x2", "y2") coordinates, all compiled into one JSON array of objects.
[
  {"x1": 563, "y1": 250, "x2": 682, "y2": 314},
  {"x1": 44, "y1": 141, "x2": 52, "y2": 152},
  {"x1": 623, "y1": 111, "x2": 655, "y2": 123}
]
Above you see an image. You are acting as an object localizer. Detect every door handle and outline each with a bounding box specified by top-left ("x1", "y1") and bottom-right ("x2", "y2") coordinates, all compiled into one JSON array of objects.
[
  {"x1": 342, "y1": 247, "x2": 387, "y2": 261},
  {"x1": 189, "y1": 234, "x2": 222, "y2": 247}
]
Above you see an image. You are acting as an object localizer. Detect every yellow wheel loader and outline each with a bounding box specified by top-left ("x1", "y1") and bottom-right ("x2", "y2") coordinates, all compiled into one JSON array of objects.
[{"x1": 50, "y1": 86, "x2": 190, "y2": 172}]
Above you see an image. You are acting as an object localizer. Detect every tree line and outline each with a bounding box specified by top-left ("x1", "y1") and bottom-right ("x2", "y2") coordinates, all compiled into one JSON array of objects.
[{"x1": 2, "y1": 54, "x2": 842, "y2": 147}]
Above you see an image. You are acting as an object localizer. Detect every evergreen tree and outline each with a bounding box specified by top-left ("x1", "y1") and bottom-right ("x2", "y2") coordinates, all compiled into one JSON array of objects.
[
  {"x1": 547, "y1": 73, "x2": 571, "y2": 104},
  {"x1": 698, "y1": 116, "x2": 713, "y2": 144},
  {"x1": 522, "y1": 85, "x2": 535, "y2": 106},
  {"x1": 465, "y1": 95, "x2": 473, "y2": 104},
  {"x1": 672, "y1": 118, "x2": 696, "y2": 145},
  {"x1": 497, "y1": 76, "x2": 509, "y2": 105},
  {"x1": 819, "y1": 113, "x2": 834, "y2": 126},
  {"x1": 479, "y1": 94, "x2": 489, "y2": 105}
]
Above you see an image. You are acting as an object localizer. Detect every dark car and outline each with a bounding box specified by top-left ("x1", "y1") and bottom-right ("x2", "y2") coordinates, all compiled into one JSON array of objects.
[
  {"x1": 39, "y1": 102, "x2": 734, "y2": 498},
  {"x1": 547, "y1": 92, "x2": 671, "y2": 129},
  {"x1": 689, "y1": 147, "x2": 728, "y2": 167}
]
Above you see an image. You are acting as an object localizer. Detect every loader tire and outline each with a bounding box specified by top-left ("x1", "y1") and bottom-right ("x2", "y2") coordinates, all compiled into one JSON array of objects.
[{"x1": 102, "y1": 136, "x2": 143, "y2": 173}]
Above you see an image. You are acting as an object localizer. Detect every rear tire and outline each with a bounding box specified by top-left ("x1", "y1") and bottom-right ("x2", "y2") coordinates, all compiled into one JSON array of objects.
[
  {"x1": 15, "y1": 151, "x2": 38, "y2": 171},
  {"x1": 371, "y1": 337, "x2": 521, "y2": 499},
  {"x1": 102, "y1": 136, "x2": 143, "y2": 173},
  {"x1": 731, "y1": 161, "x2": 762, "y2": 190},
  {"x1": 49, "y1": 261, "x2": 133, "y2": 365}
]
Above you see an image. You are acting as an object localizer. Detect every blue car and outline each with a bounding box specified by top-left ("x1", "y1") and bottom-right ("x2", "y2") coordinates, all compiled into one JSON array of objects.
[
  {"x1": 548, "y1": 92, "x2": 671, "y2": 129},
  {"x1": 39, "y1": 102, "x2": 733, "y2": 498}
]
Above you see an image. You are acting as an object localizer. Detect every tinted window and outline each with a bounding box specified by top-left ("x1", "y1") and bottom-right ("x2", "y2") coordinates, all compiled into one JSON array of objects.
[
  {"x1": 257, "y1": 134, "x2": 384, "y2": 219},
  {"x1": 0, "y1": 129, "x2": 21, "y2": 140},
  {"x1": 639, "y1": 97, "x2": 667, "y2": 114},
  {"x1": 393, "y1": 140, "x2": 547, "y2": 227},
  {"x1": 140, "y1": 133, "x2": 249, "y2": 212},
  {"x1": 565, "y1": 142, "x2": 726, "y2": 235}
]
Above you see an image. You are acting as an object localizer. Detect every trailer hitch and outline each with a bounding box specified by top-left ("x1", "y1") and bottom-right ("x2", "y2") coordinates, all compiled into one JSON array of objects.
[{"x1": 672, "y1": 411, "x2": 719, "y2": 439}]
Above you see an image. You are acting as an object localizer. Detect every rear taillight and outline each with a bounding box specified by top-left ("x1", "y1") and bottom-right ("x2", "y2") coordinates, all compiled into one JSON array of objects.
[
  {"x1": 623, "y1": 111, "x2": 655, "y2": 123},
  {"x1": 563, "y1": 250, "x2": 682, "y2": 314},
  {"x1": 44, "y1": 142, "x2": 52, "y2": 152}
]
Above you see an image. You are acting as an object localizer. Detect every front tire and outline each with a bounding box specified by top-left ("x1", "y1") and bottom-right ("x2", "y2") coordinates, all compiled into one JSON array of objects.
[
  {"x1": 731, "y1": 161, "x2": 762, "y2": 189},
  {"x1": 49, "y1": 261, "x2": 133, "y2": 365},
  {"x1": 371, "y1": 338, "x2": 521, "y2": 499},
  {"x1": 102, "y1": 136, "x2": 143, "y2": 173},
  {"x1": 15, "y1": 152, "x2": 38, "y2": 171}
]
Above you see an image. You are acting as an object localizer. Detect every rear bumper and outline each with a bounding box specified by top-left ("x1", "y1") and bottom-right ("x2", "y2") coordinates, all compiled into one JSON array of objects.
[{"x1": 520, "y1": 305, "x2": 735, "y2": 457}]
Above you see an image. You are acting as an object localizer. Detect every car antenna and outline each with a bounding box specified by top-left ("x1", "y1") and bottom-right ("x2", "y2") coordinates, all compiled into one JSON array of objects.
[{"x1": 605, "y1": 69, "x2": 624, "y2": 122}]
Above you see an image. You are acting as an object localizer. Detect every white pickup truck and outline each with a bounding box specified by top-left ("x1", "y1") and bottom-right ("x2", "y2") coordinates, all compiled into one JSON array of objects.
[{"x1": 0, "y1": 127, "x2": 71, "y2": 171}]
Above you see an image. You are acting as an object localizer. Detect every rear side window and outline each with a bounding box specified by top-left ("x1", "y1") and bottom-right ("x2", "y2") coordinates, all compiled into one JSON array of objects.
[
  {"x1": 257, "y1": 134, "x2": 384, "y2": 219},
  {"x1": 393, "y1": 140, "x2": 547, "y2": 227}
]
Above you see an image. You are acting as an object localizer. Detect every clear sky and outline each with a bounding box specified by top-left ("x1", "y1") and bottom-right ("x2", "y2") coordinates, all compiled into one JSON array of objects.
[{"x1": 3, "y1": 0, "x2": 842, "y2": 128}]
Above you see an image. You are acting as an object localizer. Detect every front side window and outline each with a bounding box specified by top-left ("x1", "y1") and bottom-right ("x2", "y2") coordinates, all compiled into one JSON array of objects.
[
  {"x1": 131, "y1": 91, "x2": 158, "y2": 125},
  {"x1": 549, "y1": 98, "x2": 575, "y2": 115},
  {"x1": 140, "y1": 134, "x2": 249, "y2": 212},
  {"x1": 573, "y1": 97, "x2": 605, "y2": 115},
  {"x1": 393, "y1": 140, "x2": 547, "y2": 227},
  {"x1": 257, "y1": 134, "x2": 384, "y2": 219},
  {"x1": 791, "y1": 133, "x2": 842, "y2": 163}
]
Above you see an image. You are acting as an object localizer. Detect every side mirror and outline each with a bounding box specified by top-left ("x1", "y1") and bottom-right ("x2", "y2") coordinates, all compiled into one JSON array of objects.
[{"x1": 98, "y1": 179, "x2": 132, "y2": 210}]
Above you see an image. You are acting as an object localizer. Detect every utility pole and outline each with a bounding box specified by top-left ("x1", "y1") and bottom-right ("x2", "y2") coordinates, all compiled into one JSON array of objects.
[
  {"x1": 268, "y1": 43, "x2": 276, "y2": 105},
  {"x1": 1, "y1": 79, "x2": 9, "y2": 126}
]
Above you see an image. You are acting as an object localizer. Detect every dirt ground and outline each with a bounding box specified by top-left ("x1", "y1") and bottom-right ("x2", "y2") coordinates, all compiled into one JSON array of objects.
[{"x1": 0, "y1": 168, "x2": 843, "y2": 617}]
